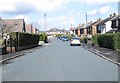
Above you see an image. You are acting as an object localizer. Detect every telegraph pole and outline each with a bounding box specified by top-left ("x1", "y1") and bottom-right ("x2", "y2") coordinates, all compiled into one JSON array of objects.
[{"x1": 44, "y1": 13, "x2": 46, "y2": 33}]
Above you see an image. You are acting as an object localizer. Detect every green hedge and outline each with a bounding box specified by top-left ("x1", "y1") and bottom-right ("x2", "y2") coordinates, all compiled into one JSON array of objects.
[
  {"x1": 39, "y1": 32, "x2": 48, "y2": 43},
  {"x1": 92, "y1": 33, "x2": 120, "y2": 50},
  {"x1": 39, "y1": 33, "x2": 47, "y2": 41},
  {"x1": 92, "y1": 35, "x2": 99, "y2": 46},
  {"x1": 9, "y1": 32, "x2": 39, "y2": 46},
  {"x1": 0, "y1": 38, "x2": 5, "y2": 46}
]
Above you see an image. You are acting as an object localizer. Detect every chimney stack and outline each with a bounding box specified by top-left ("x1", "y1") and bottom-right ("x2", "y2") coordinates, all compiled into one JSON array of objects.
[
  {"x1": 97, "y1": 18, "x2": 101, "y2": 21},
  {"x1": 113, "y1": 13, "x2": 116, "y2": 16},
  {"x1": 110, "y1": 14, "x2": 112, "y2": 17}
]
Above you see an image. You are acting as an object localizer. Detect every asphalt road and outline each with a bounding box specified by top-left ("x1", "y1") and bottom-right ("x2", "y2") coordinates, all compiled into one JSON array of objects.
[{"x1": 2, "y1": 38, "x2": 118, "y2": 81}]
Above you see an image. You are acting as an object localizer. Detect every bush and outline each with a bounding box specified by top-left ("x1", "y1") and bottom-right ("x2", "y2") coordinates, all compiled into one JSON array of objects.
[
  {"x1": 9, "y1": 32, "x2": 40, "y2": 46},
  {"x1": 98, "y1": 34, "x2": 114, "y2": 49},
  {"x1": 81, "y1": 37, "x2": 88, "y2": 44},
  {"x1": 92, "y1": 33, "x2": 120, "y2": 50},
  {"x1": 92, "y1": 35, "x2": 99, "y2": 46},
  {"x1": 39, "y1": 32, "x2": 48, "y2": 43},
  {"x1": 55, "y1": 34, "x2": 63, "y2": 38},
  {"x1": 0, "y1": 38, "x2": 5, "y2": 46}
]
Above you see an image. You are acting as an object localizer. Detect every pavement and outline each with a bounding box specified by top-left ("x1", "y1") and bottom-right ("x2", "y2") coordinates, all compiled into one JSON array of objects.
[{"x1": 82, "y1": 41, "x2": 120, "y2": 66}]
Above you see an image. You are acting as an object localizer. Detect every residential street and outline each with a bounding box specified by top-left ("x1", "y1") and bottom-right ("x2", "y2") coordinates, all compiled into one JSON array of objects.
[{"x1": 2, "y1": 38, "x2": 118, "y2": 81}]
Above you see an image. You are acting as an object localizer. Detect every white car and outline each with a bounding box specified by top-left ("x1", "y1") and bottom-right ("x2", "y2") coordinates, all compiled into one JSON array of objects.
[{"x1": 70, "y1": 37, "x2": 81, "y2": 46}]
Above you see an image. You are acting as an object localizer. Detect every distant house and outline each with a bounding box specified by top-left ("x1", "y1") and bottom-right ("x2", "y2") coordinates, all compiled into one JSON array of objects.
[
  {"x1": 32, "y1": 27, "x2": 40, "y2": 34},
  {"x1": 32, "y1": 27, "x2": 38, "y2": 34},
  {"x1": 70, "y1": 27, "x2": 75, "y2": 35},
  {"x1": 25, "y1": 24, "x2": 33, "y2": 34},
  {"x1": 47, "y1": 27, "x2": 68, "y2": 36},
  {"x1": 111, "y1": 14, "x2": 120, "y2": 32},
  {"x1": 95, "y1": 14, "x2": 116, "y2": 34},
  {"x1": 1, "y1": 19, "x2": 26, "y2": 37},
  {"x1": 75, "y1": 24, "x2": 86, "y2": 37}
]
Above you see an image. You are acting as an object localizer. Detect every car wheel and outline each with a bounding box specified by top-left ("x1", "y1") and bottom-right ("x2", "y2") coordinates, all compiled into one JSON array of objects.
[{"x1": 70, "y1": 44, "x2": 72, "y2": 46}]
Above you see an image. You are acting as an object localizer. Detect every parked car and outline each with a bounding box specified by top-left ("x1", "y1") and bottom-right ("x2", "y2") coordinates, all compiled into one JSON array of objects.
[
  {"x1": 70, "y1": 37, "x2": 81, "y2": 46},
  {"x1": 58, "y1": 36, "x2": 68, "y2": 41},
  {"x1": 62, "y1": 36, "x2": 69, "y2": 41}
]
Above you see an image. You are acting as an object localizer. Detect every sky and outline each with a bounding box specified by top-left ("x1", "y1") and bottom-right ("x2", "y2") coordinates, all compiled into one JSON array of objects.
[{"x1": 0, "y1": 0, "x2": 120, "y2": 31}]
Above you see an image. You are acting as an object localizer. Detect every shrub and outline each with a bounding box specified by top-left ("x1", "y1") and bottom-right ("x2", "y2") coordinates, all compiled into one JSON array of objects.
[
  {"x1": 92, "y1": 33, "x2": 120, "y2": 50},
  {"x1": 9, "y1": 32, "x2": 40, "y2": 46},
  {"x1": 92, "y1": 35, "x2": 99, "y2": 46},
  {"x1": 0, "y1": 38, "x2": 5, "y2": 46},
  {"x1": 80, "y1": 37, "x2": 88, "y2": 44},
  {"x1": 39, "y1": 32, "x2": 48, "y2": 43},
  {"x1": 97, "y1": 34, "x2": 114, "y2": 49},
  {"x1": 55, "y1": 34, "x2": 63, "y2": 38}
]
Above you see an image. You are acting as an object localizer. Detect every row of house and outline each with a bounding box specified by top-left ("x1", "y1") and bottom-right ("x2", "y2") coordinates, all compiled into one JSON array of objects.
[
  {"x1": 70, "y1": 13, "x2": 120, "y2": 38},
  {"x1": 0, "y1": 19, "x2": 40, "y2": 38}
]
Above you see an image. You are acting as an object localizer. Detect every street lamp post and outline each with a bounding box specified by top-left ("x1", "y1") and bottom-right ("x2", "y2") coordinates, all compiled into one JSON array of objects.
[
  {"x1": 44, "y1": 13, "x2": 46, "y2": 33},
  {"x1": 80, "y1": 11, "x2": 88, "y2": 36}
]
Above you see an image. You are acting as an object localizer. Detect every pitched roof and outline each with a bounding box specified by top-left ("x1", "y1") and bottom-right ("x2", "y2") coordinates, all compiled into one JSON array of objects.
[
  {"x1": 86, "y1": 20, "x2": 102, "y2": 28},
  {"x1": 48, "y1": 28, "x2": 61, "y2": 32},
  {"x1": 111, "y1": 14, "x2": 120, "y2": 21},
  {"x1": 77, "y1": 23, "x2": 85, "y2": 29},
  {"x1": 2, "y1": 19, "x2": 25, "y2": 33},
  {"x1": 47, "y1": 28, "x2": 68, "y2": 32},
  {"x1": 95, "y1": 15, "x2": 116, "y2": 26}
]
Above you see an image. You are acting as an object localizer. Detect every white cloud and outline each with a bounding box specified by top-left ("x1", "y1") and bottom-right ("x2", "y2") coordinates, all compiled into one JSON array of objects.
[
  {"x1": 88, "y1": 10, "x2": 98, "y2": 15},
  {"x1": 0, "y1": 2, "x2": 15, "y2": 13},
  {"x1": 75, "y1": 0, "x2": 119, "y2": 3},
  {"x1": 99, "y1": 6, "x2": 112, "y2": 14},
  {"x1": 88, "y1": 5, "x2": 112, "y2": 15},
  {"x1": 0, "y1": 0, "x2": 119, "y2": 13},
  {"x1": 13, "y1": 15, "x2": 29, "y2": 22}
]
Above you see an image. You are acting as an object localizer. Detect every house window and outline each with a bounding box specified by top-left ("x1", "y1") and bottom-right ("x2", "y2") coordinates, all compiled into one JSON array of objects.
[
  {"x1": 116, "y1": 20, "x2": 118, "y2": 27},
  {"x1": 80, "y1": 29, "x2": 84, "y2": 34}
]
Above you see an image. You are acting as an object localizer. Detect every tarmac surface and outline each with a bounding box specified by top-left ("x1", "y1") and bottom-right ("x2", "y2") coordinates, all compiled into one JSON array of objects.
[{"x1": 2, "y1": 39, "x2": 118, "y2": 81}]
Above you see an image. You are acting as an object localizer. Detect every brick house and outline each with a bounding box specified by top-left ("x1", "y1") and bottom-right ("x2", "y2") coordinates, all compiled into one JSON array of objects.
[
  {"x1": 32, "y1": 27, "x2": 39, "y2": 34},
  {"x1": 86, "y1": 19, "x2": 102, "y2": 35},
  {"x1": 1, "y1": 19, "x2": 26, "y2": 37},
  {"x1": 76, "y1": 24, "x2": 86, "y2": 37},
  {"x1": 95, "y1": 14, "x2": 116, "y2": 34},
  {"x1": 25, "y1": 24, "x2": 33, "y2": 33},
  {"x1": 111, "y1": 14, "x2": 120, "y2": 32}
]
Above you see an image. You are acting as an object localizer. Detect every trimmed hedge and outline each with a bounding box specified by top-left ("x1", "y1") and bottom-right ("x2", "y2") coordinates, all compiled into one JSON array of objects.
[
  {"x1": 9, "y1": 32, "x2": 40, "y2": 46},
  {"x1": 39, "y1": 33, "x2": 47, "y2": 41},
  {"x1": 39, "y1": 32, "x2": 48, "y2": 43},
  {"x1": 92, "y1": 35, "x2": 99, "y2": 46},
  {"x1": 0, "y1": 38, "x2": 5, "y2": 46},
  {"x1": 92, "y1": 33, "x2": 120, "y2": 50}
]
